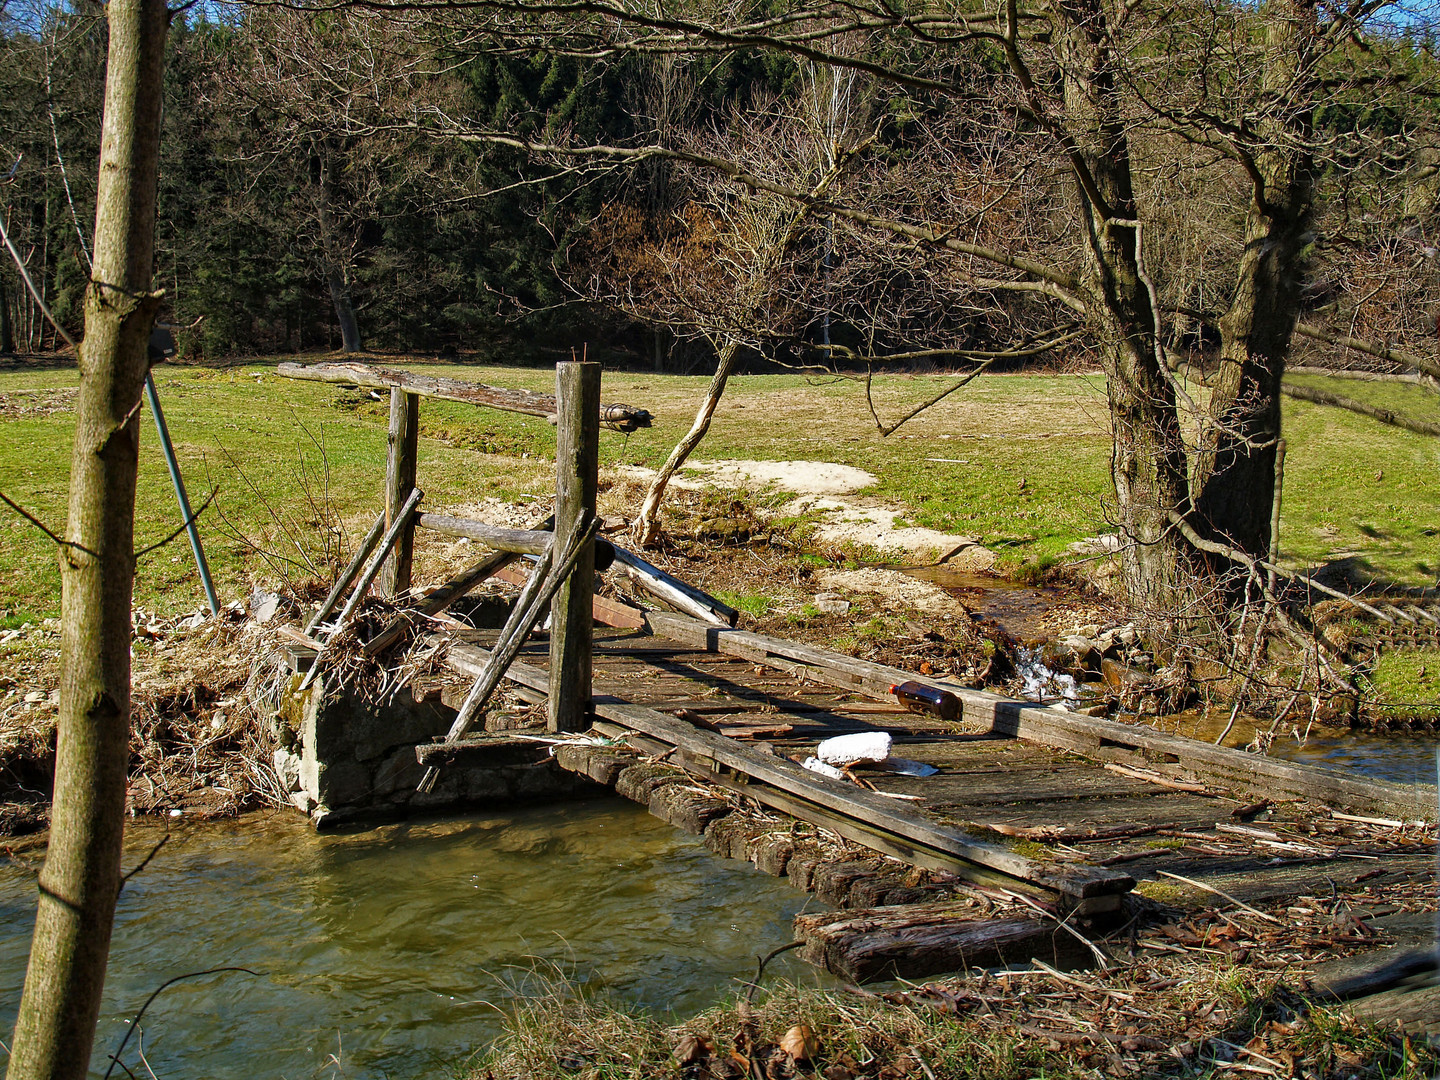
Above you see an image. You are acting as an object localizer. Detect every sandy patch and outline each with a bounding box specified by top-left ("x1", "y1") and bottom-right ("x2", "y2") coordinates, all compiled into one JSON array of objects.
[
  {"x1": 790, "y1": 496, "x2": 996, "y2": 568},
  {"x1": 817, "y1": 568, "x2": 966, "y2": 616},
  {"x1": 617, "y1": 459, "x2": 995, "y2": 565}
]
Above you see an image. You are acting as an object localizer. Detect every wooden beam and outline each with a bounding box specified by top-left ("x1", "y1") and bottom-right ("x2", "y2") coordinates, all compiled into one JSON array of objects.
[
  {"x1": 304, "y1": 510, "x2": 386, "y2": 635},
  {"x1": 550, "y1": 361, "x2": 600, "y2": 733},
  {"x1": 644, "y1": 611, "x2": 1437, "y2": 820},
  {"x1": 275, "y1": 361, "x2": 653, "y2": 432},
  {"x1": 415, "y1": 513, "x2": 616, "y2": 571},
  {"x1": 494, "y1": 564, "x2": 645, "y2": 629},
  {"x1": 378, "y1": 388, "x2": 419, "y2": 598}
]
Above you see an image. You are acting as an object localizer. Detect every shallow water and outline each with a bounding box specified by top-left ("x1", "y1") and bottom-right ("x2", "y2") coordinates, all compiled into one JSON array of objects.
[
  {"x1": 0, "y1": 801, "x2": 827, "y2": 1079},
  {"x1": 1147, "y1": 709, "x2": 1438, "y2": 788},
  {"x1": 902, "y1": 566, "x2": 1064, "y2": 639}
]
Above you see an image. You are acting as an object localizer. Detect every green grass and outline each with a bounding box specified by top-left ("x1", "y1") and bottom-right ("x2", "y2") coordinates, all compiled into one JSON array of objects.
[
  {"x1": 1363, "y1": 648, "x2": 1440, "y2": 716},
  {"x1": 1, "y1": 361, "x2": 1435, "y2": 619}
]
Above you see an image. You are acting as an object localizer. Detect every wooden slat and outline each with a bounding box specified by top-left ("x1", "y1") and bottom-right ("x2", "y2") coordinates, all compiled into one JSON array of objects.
[{"x1": 644, "y1": 612, "x2": 1437, "y2": 819}]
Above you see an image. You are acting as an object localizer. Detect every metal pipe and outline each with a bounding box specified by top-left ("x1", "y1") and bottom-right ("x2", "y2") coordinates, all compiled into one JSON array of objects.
[{"x1": 144, "y1": 372, "x2": 219, "y2": 616}]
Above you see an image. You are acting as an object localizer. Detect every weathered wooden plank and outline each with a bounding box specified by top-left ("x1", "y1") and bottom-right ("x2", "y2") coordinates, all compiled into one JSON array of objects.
[
  {"x1": 794, "y1": 905, "x2": 1094, "y2": 982},
  {"x1": 645, "y1": 612, "x2": 1437, "y2": 819},
  {"x1": 275, "y1": 360, "x2": 652, "y2": 431},
  {"x1": 493, "y1": 563, "x2": 646, "y2": 629},
  {"x1": 378, "y1": 389, "x2": 419, "y2": 598},
  {"x1": 550, "y1": 362, "x2": 600, "y2": 733}
]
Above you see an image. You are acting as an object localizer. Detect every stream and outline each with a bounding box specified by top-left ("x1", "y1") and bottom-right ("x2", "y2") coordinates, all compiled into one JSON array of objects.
[{"x1": 0, "y1": 801, "x2": 826, "y2": 1079}]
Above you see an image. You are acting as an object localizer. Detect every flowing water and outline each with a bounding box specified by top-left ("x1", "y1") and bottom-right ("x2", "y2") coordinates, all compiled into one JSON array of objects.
[{"x1": 0, "y1": 801, "x2": 827, "y2": 1079}]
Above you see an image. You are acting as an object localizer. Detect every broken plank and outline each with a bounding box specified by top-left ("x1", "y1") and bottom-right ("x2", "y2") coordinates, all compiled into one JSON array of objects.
[
  {"x1": 794, "y1": 905, "x2": 1094, "y2": 983},
  {"x1": 493, "y1": 563, "x2": 645, "y2": 628}
]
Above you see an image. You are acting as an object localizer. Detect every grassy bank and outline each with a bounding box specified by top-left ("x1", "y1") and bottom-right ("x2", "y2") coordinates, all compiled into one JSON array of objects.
[
  {"x1": 468, "y1": 956, "x2": 1434, "y2": 1080},
  {"x1": 1, "y1": 359, "x2": 1436, "y2": 622}
]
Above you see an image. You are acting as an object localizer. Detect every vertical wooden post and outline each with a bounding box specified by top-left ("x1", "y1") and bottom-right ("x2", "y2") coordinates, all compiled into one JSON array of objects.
[
  {"x1": 549, "y1": 361, "x2": 599, "y2": 732},
  {"x1": 379, "y1": 387, "x2": 419, "y2": 598}
]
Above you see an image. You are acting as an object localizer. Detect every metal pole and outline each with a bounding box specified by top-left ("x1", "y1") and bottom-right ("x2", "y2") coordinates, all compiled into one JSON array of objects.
[{"x1": 144, "y1": 372, "x2": 219, "y2": 616}]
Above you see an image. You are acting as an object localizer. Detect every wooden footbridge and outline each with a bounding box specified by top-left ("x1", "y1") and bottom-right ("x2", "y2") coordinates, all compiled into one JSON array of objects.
[{"x1": 280, "y1": 359, "x2": 1438, "y2": 984}]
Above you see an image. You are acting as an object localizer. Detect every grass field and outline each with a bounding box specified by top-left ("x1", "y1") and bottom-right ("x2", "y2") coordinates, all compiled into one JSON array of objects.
[{"x1": 1, "y1": 358, "x2": 1435, "y2": 621}]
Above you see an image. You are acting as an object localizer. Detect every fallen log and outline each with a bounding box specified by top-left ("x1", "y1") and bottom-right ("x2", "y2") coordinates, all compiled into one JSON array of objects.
[
  {"x1": 611, "y1": 546, "x2": 738, "y2": 626},
  {"x1": 275, "y1": 361, "x2": 653, "y2": 432},
  {"x1": 794, "y1": 904, "x2": 1094, "y2": 983}
]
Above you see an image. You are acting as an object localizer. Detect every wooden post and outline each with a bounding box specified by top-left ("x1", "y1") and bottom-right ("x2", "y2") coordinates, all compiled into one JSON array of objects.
[
  {"x1": 379, "y1": 387, "x2": 419, "y2": 598},
  {"x1": 549, "y1": 361, "x2": 599, "y2": 732}
]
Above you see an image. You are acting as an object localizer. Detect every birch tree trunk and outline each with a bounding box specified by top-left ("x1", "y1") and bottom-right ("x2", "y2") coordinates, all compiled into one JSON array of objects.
[
  {"x1": 632, "y1": 337, "x2": 740, "y2": 547},
  {"x1": 5, "y1": 0, "x2": 168, "y2": 1075}
]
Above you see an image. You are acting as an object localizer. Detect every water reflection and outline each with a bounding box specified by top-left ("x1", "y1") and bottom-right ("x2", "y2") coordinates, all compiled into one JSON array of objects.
[{"x1": 0, "y1": 801, "x2": 826, "y2": 1079}]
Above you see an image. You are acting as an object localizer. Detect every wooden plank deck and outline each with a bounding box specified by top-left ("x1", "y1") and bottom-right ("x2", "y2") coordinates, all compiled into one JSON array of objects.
[{"x1": 438, "y1": 621, "x2": 1436, "y2": 927}]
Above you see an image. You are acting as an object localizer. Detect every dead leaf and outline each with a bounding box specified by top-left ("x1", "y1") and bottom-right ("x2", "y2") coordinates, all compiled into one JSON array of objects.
[
  {"x1": 674, "y1": 1034, "x2": 712, "y2": 1066},
  {"x1": 779, "y1": 1024, "x2": 819, "y2": 1063}
]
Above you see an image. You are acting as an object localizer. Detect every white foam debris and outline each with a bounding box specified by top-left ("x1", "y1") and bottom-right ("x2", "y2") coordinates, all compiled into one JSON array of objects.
[{"x1": 815, "y1": 731, "x2": 893, "y2": 767}]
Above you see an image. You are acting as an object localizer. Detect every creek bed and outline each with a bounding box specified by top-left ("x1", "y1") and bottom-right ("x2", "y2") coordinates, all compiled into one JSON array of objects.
[{"x1": 0, "y1": 801, "x2": 826, "y2": 1078}]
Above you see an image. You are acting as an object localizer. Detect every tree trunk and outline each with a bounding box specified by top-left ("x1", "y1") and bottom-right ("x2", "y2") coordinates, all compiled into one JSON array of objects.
[
  {"x1": 326, "y1": 267, "x2": 363, "y2": 353},
  {"x1": 632, "y1": 338, "x2": 740, "y2": 547},
  {"x1": 1194, "y1": 0, "x2": 1315, "y2": 559},
  {"x1": 1049, "y1": 0, "x2": 1192, "y2": 624},
  {"x1": 0, "y1": 281, "x2": 14, "y2": 354},
  {"x1": 6, "y1": 0, "x2": 167, "y2": 1076}
]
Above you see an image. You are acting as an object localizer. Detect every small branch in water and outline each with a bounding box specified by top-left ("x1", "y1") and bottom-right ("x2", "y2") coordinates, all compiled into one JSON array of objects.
[
  {"x1": 744, "y1": 940, "x2": 805, "y2": 1003},
  {"x1": 103, "y1": 967, "x2": 263, "y2": 1080},
  {"x1": 118, "y1": 833, "x2": 170, "y2": 894}
]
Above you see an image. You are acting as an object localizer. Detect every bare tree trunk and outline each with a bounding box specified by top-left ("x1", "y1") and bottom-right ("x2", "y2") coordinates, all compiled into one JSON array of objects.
[
  {"x1": 1049, "y1": 0, "x2": 1192, "y2": 624},
  {"x1": 5, "y1": 0, "x2": 167, "y2": 1075},
  {"x1": 1193, "y1": 0, "x2": 1315, "y2": 560},
  {"x1": 632, "y1": 337, "x2": 740, "y2": 547},
  {"x1": 0, "y1": 281, "x2": 14, "y2": 354},
  {"x1": 325, "y1": 266, "x2": 363, "y2": 353}
]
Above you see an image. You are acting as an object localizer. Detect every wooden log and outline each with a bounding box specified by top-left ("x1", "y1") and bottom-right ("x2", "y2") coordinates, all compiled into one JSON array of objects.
[
  {"x1": 611, "y1": 546, "x2": 739, "y2": 626},
  {"x1": 550, "y1": 361, "x2": 600, "y2": 733},
  {"x1": 305, "y1": 510, "x2": 386, "y2": 634},
  {"x1": 415, "y1": 515, "x2": 553, "y2": 555},
  {"x1": 794, "y1": 905, "x2": 1094, "y2": 983},
  {"x1": 415, "y1": 513, "x2": 616, "y2": 571},
  {"x1": 378, "y1": 389, "x2": 419, "y2": 598},
  {"x1": 275, "y1": 361, "x2": 653, "y2": 431},
  {"x1": 644, "y1": 611, "x2": 1438, "y2": 820}
]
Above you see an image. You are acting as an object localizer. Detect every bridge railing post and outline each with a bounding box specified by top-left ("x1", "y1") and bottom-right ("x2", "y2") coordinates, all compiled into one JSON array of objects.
[
  {"x1": 549, "y1": 361, "x2": 600, "y2": 732},
  {"x1": 378, "y1": 388, "x2": 419, "y2": 598}
]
